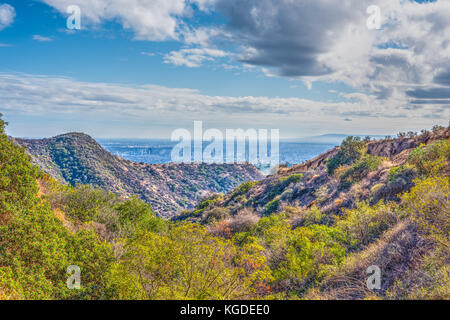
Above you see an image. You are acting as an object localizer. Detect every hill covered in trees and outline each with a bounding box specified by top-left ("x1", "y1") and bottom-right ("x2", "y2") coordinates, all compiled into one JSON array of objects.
[
  {"x1": 13, "y1": 133, "x2": 263, "y2": 217},
  {"x1": 1, "y1": 115, "x2": 449, "y2": 300}
]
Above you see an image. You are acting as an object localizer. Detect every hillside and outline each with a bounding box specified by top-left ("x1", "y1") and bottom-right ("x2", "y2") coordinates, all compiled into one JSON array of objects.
[
  {"x1": 1, "y1": 114, "x2": 449, "y2": 300},
  {"x1": 175, "y1": 126, "x2": 449, "y2": 299},
  {"x1": 13, "y1": 133, "x2": 263, "y2": 217},
  {"x1": 180, "y1": 126, "x2": 449, "y2": 222}
]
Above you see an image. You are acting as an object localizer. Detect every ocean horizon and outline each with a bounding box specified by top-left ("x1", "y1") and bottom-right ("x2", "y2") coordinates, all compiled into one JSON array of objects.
[{"x1": 98, "y1": 138, "x2": 337, "y2": 174}]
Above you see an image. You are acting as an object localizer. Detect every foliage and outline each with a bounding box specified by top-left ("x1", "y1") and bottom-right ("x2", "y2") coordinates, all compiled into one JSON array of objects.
[
  {"x1": 58, "y1": 184, "x2": 115, "y2": 222},
  {"x1": 340, "y1": 155, "x2": 382, "y2": 186},
  {"x1": 230, "y1": 181, "x2": 258, "y2": 199},
  {"x1": 265, "y1": 196, "x2": 281, "y2": 215},
  {"x1": 271, "y1": 225, "x2": 348, "y2": 295},
  {"x1": 407, "y1": 139, "x2": 450, "y2": 176},
  {"x1": 314, "y1": 185, "x2": 330, "y2": 205},
  {"x1": 0, "y1": 116, "x2": 41, "y2": 219},
  {"x1": 388, "y1": 164, "x2": 418, "y2": 182},
  {"x1": 280, "y1": 173, "x2": 304, "y2": 184},
  {"x1": 327, "y1": 136, "x2": 369, "y2": 175},
  {"x1": 336, "y1": 201, "x2": 397, "y2": 247},
  {"x1": 110, "y1": 224, "x2": 272, "y2": 300},
  {"x1": 265, "y1": 173, "x2": 303, "y2": 204},
  {"x1": 402, "y1": 176, "x2": 450, "y2": 247},
  {"x1": 115, "y1": 196, "x2": 167, "y2": 235},
  {"x1": 0, "y1": 201, "x2": 116, "y2": 299},
  {"x1": 1, "y1": 114, "x2": 449, "y2": 300},
  {"x1": 303, "y1": 206, "x2": 327, "y2": 226}
]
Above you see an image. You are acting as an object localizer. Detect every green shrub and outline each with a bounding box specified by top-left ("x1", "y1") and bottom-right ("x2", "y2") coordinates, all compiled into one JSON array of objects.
[
  {"x1": 327, "y1": 136, "x2": 368, "y2": 175},
  {"x1": 114, "y1": 196, "x2": 166, "y2": 234},
  {"x1": 407, "y1": 139, "x2": 450, "y2": 176},
  {"x1": 265, "y1": 196, "x2": 281, "y2": 215},
  {"x1": 272, "y1": 225, "x2": 348, "y2": 293},
  {"x1": 266, "y1": 173, "x2": 303, "y2": 203},
  {"x1": 60, "y1": 185, "x2": 115, "y2": 222},
  {"x1": 388, "y1": 164, "x2": 418, "y2": 182},
  {"x1": 280, "y1": 173, "x2": 303, "y2": 184},
  {"x1": 192, "y1": 194, "x2": 222, "y2": 216},
  {"x1": 314, "y1": 185, "x2": 330, "y2": 205},
  {"x1": 0, "y1": 115, "x2": 41, "y2": 217},
  {"x1": 336, "y1": 201, "x2": 397, "y2": 247},
  {"x1": 110, "y1": 224, "x2": 272, "y2": 300},
  {"x1": 303, "y1": 206, "x2": 327, "y2": 226},
  {"x1": 402, "y1": 176, "x2": 450, "y2": 247},
  {"x1": 339, "y1": 155, "x2": 382, "y2": 190},
  {"x1": 231, "y1": 181, "x2": 257, "y2": 198},
  {"x1": 201, "y1": 207, "x2": 230, "y2": 224}
]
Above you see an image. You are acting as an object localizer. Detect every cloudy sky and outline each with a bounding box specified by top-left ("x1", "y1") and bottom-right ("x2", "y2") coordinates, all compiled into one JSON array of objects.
[{"x1": 0, "y1": 0, "x2": 448, "y2": 138}]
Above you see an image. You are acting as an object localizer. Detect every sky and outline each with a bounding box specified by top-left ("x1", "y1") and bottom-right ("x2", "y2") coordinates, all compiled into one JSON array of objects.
[{"x1": 0, "y1": 0, "x2": 449, "y2": 139}]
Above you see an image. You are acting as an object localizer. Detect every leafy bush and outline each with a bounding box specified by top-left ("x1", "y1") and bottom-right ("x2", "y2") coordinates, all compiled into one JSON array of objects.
[
  {"x1": 388, "y1": 164, "x2": 417, "y2": 182},
  {"x1": 0, "y1": 204, "x2": 116, "y2": 299},
  {"x1": 280, "y1": 173, "x2": 303, "y2": 184},
  {"x1": 266, "y1": 173, "x2": 303, "y2": 203},
  {"x1": 340, "y1": 155, "x2": 382, "y2": 185},
  {"x1": 58, "y1": 185, "x2": 115, "y2": 222},
  {"x1": 110, "y1": 224, "x2": 272, "y2": 299},
  {"x1": 327, "y1": 136, "x2": 368, "y2": 175},
  {"x1": 231, "y1": 181, "x2": 258, "y2": 199},
  {"x1": 336, "y1": 201, "x2": 397, "y2": 247},
  {"x1": 192, "y1": 194, "x2": 222, "y2": 216},
  {"x1": 201, "y1": 207, "x2": 230, "y2": 224},
  {"x1": 303, "y1": 206, "x2": 327, "y2": 226},
  {"x1": 0, "y1": 115, "x2": 41, "y2": 219},
  {"x1": 265, "y1": 196, "x2": 281, "y2": 215},
  {"x1": 272, "y1": 225, "x2": 348, "y2": 294},
  {"x1": 402, "y1": 176, "x2": 450, "y2": 247},
  {"x1": 314, "y1": 185, "x2": 330, "y2": 205},
  {"x1": 407, "y1": 139, "x2": 450, "y2": 176},
  {"x1": 115, "y1": 196, "x2": 166, "y2": 235}
]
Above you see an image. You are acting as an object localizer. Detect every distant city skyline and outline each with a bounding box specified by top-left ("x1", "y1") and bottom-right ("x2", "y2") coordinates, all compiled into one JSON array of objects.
[{"x1": 0, "y1": 0, "x2": 449, "y2": 139}]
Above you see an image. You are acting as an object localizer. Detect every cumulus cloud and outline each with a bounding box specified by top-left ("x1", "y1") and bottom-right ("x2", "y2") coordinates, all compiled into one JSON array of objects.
[
  {"x1": 33, "y1": 0, "x2": 450, "y2": 115},
  {"x1": 40, "y1": 0, "x2": 212, "y2": 41},
  {"x1": 0, "y1": 3, "x2": 15, "y2": 31},
  {"x1": 210, "y1": 0, "x2": 450, "y2": 105}
]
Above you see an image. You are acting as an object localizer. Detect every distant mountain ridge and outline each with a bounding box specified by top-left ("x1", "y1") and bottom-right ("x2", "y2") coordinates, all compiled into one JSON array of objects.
[{"x1": 13, "y1": 132, "x2": 263, "y2": 217}]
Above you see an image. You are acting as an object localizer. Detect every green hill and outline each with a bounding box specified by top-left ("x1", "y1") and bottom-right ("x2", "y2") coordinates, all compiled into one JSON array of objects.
[{"x1": 13, "y1": 133, "x2": 263, "y2": 217}]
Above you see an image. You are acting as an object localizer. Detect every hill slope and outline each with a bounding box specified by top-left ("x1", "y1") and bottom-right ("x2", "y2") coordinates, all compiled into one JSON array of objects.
[
  {"x1": 13, "y1": 133, "x2": 263, "y2": 217},
  {"x1": 176, "y1": 126, "x2": 449, "y2": 299},
  {"x1": 180, "y1": 126, "x2": 449, "y2": 222}
]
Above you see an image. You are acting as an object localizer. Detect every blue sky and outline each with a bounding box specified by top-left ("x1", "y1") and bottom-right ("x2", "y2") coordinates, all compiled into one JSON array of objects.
[{"x1": 0, "y1": 0, "x2": 448, "y2": 138}]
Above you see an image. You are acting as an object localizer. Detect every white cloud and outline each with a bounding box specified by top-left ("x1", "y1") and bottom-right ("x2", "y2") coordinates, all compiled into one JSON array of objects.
[
  {"x1": 33, "y1": 35, "x2": 53, "y2": 42},
  {"x1": 33, "y1": 0, "x2": 450, "y2": 115},
  {"x1": 212, "y1": 0, "x2": 450, "y2": 103},
  {"x1": 0, "y1": 73, "x2": 447, "y2": 138},
  {"x1": 40, "y1": 0, "x2": 214, "y2": 41},
  {"x1": 164, "y1": 47, "x2": 227, "y2": 67},
  {"x1": 0, "y1": 3, "x2": 15, "y2": 31},
  {"x1": 140, "y1": 51, "x2": 156, "y2": 57}
]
